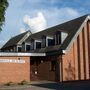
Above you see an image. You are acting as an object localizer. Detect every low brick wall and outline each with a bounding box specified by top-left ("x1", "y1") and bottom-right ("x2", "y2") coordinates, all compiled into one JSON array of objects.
[{"x1": 0, "y1": 56, "x2": 30, "y2": 84}]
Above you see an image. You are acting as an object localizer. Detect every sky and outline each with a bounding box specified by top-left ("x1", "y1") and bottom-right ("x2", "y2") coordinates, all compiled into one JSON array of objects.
[{"x1": 0, "y1": 0, "x2": 90, "y2": 47}]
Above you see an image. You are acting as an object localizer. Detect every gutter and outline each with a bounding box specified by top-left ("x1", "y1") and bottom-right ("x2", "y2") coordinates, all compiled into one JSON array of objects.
[{"x1": 0, "y1": 52, "x2": 46, "y2": 57}]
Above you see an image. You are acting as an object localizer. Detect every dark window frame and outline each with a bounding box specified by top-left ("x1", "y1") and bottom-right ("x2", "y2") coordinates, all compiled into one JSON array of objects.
[
  {"x1": 55, "y1": 31, "x2": 61, "y2": 45},
  {"x1": 17, "y1": 46, "x2": 22, "y2": 52},
  {"x1": 26, "y1": 44, "x2": 31, "y2": 51},
  {"x1": 36, "y1": 42, "x2": 41, "y2": 49},
  {"x1": 48, "y1": 38, "x2": 55, "y2": 46}
]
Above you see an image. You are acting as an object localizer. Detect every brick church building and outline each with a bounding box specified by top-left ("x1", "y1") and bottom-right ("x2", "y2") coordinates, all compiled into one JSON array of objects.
[{"x1": 0, "y1": 14, "x2": 90, "y2": 84}]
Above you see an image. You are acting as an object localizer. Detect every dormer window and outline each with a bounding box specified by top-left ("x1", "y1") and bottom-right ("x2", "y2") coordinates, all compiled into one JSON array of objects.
[
  {"x1": 61, "y1": 32, "x2": 68, "y2": 43},
  {"x1": 41, "y1": 36, "x2": 46, "y2": 48},
  {"x1": 55, "y1": 31, "x2": 68, "y2": 45},
  {"x1": 35, "y1": 40, "x2": 41, "y2": 49},
  {"x1": 29, "y1": 39, "x2": 41, "y2": 50},
  {"x1": 55, "y1": 31, "x2": 61, "y2": 45},
  {"x1": 17, "y1": 46, "x2": 22, "y2": 52},
  {"x1": 41, "y1": 36, "x2": 55, "y2": 47},
  {"x1": 25, "y1": 43, "x2": 31, "y2": 51},
  {"x1": 48, "y1": 39, "x2": 55, "y2": 46},
  {"x1": 46, "y1": 36, "x2": 55, "y2": 46}
]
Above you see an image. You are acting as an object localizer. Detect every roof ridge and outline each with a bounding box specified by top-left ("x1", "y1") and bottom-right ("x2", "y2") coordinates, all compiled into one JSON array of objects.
[
  {"x1": 29, "y1": 14, "x2": 89, "y2": 36},
  {"x1": 11, "y1": 31, "x2": 29, "y2": 39},
  {"x1": 1, "y1": 31, "x2": 30, "y2": 49}
]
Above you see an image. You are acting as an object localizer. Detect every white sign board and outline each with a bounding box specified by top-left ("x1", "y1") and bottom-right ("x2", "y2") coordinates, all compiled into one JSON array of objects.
[{"x1": 0, "y1": 59, "x2": 25, "y2": 63}]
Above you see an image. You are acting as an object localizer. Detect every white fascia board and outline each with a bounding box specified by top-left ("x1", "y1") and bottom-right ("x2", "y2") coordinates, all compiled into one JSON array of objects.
[
  {"x1": 0, "y1": 52, "x2": 46, "y2": 56},
  {"x1": 35, "y1": 40, "x2": 42, "y2": 42},
  {"x1": 46, "y1": 36, "x2": 53, "y2": 39},
  {"x1": 18, "y1": 32, "x2": 30, "y2": 44},
  {"x1": 30, "y1": 53, "x2": 46, "y2": 56},
  {"x1": 25, "y1": 42, "x2": 31, "y2": 45}
]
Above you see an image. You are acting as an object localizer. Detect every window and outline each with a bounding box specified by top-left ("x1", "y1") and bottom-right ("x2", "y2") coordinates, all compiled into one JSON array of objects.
[
  {"x1": 26, "y1": 45, "x2": 31, "y2": 51},
  {"x1": 50, "y1": 61, "x2": 56, "y2": 71},
  {"x1": 55, "y1": 31, "x2": 61, "y2": 45},
  {"x1": 61, "y1": 32, "x2": 68, "y2": 43},
  {"x1": 36, "y1": 42, "x2": 41, "y2": 49},
  {"x1": 48, "y1": 39, "x2": 55, "y2": 46},
  {"x1": 17, "y1": 46, "x2": 22, "y2": 52}
]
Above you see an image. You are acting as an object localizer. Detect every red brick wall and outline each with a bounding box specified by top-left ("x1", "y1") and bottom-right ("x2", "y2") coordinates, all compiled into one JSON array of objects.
[
  {"x1": 61, "y1": 21, "x2": 90, "y2": 81},
  {"x1": 0, "y1": 56, "x2": 30, "y2": 84},
  {"x1": 87, "y1": 21, "x2": 90, "y2": 77}
]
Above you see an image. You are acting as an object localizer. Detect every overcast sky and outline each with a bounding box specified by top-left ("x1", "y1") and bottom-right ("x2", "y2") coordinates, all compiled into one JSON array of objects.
[{"x1": 0, "y1": 0, "x2": 90, "y2": 47}]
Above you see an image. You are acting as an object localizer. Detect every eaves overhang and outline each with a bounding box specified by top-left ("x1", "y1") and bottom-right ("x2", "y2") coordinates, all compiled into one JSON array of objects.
[
  {"x1": 0, "y1": 52, "x2": 46, "y2": 56},
  {"x1": 46, "y1": 49, "x2": 63, "y2": 56}
]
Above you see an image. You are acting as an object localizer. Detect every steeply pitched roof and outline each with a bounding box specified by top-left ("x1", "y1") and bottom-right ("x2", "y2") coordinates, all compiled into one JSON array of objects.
[
  {"x1": 1, "y1": 14, "x2": 89, "y2": 55},
  {"x1": 60, "y1": 14, "x2": 89, "y2": 50},
  {"x1": 26, "y1": 14, "x2": 88, "y2": 41},
  {"x1": 26, "y1": 14, "x2": 89, "y2": 54},
  {"x1": 1, "y1": 31, "x2": 29, "y2": 49}
]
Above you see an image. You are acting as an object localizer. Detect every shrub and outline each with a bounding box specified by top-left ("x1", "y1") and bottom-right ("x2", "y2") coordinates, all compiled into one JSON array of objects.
[
  {"x1": 19, "y1": 80, "x2": 29, "y2": 85},
  {"x1": 5, "y1": 81, "x2": 15, "y2": 86}
]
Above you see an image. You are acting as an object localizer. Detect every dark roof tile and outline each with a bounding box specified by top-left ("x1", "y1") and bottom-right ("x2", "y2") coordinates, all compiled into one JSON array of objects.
[
  {"x1": 26, "y1": 14, "x2": 88, "y2": 53},
  {"x1": 1, "y1": 31, "x2": 28, "y2": 49},
  {"x1": 26, "y1": 15, "x2": 88, "y2": 41}
]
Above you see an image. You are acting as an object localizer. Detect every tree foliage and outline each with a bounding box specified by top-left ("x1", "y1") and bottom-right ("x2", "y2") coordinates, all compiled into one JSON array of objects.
[{"x1": 0, "y1": 0, "x2": 8, "y2": 31}]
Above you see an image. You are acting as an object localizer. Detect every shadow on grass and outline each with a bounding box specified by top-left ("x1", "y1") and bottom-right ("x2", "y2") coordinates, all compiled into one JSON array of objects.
[{"x1": 31, "y1": 80, "x2": 90, "y2": 90}]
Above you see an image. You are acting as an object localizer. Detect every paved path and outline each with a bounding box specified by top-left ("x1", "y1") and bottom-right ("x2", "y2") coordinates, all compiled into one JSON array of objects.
[
  {"x1": 0, "y1": 80, "x2": 90, "y2": 90},
  {"x1": 29, "y1": 81, "x2": 90, "y2": 90}
]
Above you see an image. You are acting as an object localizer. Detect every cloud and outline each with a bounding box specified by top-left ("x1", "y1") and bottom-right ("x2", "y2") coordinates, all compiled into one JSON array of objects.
[
  {"x1": 64, "y1": 8, "x2": 79, "y2": 16},
  {"x1": 20, "y1": 28, "x2": 26, "y2": 33},
  {"x1": 21, "y1": 0, "x2": 90, "y2": 15},
  {"x1": 39, "y1": 7, "x2": 80, "y2": 27},
  {"x1": 1, "y1": 0, "x2": 83, "y2": 45},
  {"x1": 21, "y1": 0, "x2": 62, "y2": 10},
  {"x1": 23, "y1": 7, "x2": 80, "y2": 26},
  {"x1": 23, "y1": 12, "x2": 47, "y2": 33}
]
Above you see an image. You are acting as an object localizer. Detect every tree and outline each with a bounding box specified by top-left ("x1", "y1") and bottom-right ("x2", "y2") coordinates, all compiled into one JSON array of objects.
[{"x1": 0, "y1": 0, "x2": 8, "y2": 31}]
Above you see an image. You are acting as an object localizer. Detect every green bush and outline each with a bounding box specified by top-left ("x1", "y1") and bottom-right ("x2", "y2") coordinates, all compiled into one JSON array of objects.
[
  {"x1": 5, "y1": 81, "x2": 15, "y2": 86},
  {"x1": 19, "y1": 80, "x2": 29, "y2": 85}
]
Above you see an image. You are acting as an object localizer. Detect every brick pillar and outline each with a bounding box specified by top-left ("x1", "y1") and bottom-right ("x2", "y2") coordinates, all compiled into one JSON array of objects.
[
  {"x1": 57, "y1": 55, "x2": 63, "y2": 82},
  {"x1": 84, "y1": 23, "x2": 89, "y2": 79},
  {"x1": 87, "y1": 21, "x2": 90, "y2": 79}
]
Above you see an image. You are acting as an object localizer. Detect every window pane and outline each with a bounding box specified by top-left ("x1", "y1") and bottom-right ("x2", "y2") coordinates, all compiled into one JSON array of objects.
[
  {"x1": 55, "y1": 33, "x2": 61, "y2": 45},
  {"x1": 26, "y1": 45, "x2": 31, "y2": 51},
  {"x1": 48, "y1": 39, "x2": 55, "y2": 46},
  {"x1": 18, "y1": 47, "x2": 22, "y2": 52},
  {"x1": 36, "y1": 42, "x2": 41, "y2": 49}
]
